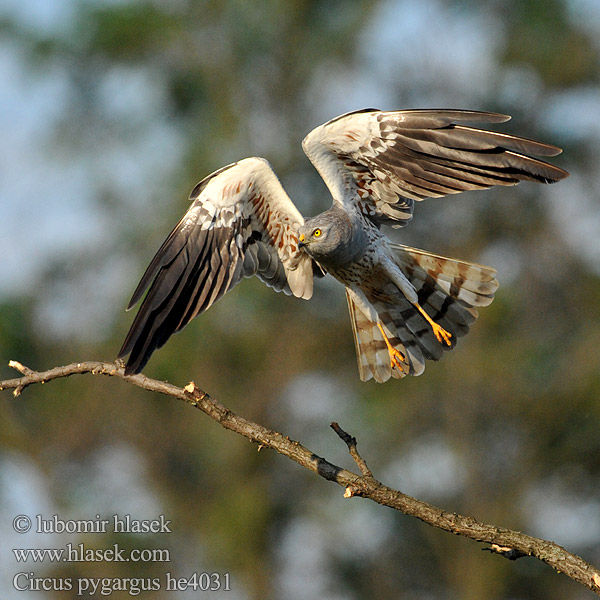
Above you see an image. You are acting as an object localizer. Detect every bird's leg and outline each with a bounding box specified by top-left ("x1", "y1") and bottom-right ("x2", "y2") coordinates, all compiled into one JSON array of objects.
[
  {"x1": 381, "y1": 255, "x2": 452, "y2": 347},
  {"x1": 377, "y1": 322, "x2": 406, "y2": 371},
  {"x1": 414, "y1": 303, "x2": 453, "y2": 346}
]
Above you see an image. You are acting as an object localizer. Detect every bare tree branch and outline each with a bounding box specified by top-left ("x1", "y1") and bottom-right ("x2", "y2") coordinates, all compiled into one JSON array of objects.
[{"x1": 2, "y1": 359, "x2": 600, "y2": 596}]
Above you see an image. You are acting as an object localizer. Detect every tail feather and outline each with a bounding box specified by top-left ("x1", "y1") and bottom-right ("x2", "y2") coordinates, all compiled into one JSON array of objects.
[
  {"x1": 391, "y1": 242, "x2": 498, "y2": 306},
  {"x1": 346, "y1": 290, "x2": 412, "y2": 382},
  {"x1": 346, "y1": 245, "x2": 498, "y2": 382}
]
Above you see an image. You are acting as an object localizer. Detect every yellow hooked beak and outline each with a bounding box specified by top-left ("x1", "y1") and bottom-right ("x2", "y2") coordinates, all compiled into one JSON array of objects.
[{"x1": 298, "y1": 233, "x2": 306, "y2": 248}]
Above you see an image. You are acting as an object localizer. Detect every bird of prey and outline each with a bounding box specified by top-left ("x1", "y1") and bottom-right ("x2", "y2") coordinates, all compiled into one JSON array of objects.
[{"x1": 118, "y1": 109, "x2": 568, "y2": 382}]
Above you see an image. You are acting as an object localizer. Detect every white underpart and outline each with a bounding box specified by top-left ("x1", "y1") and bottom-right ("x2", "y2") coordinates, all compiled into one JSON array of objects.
[
  {"x1": 301, "y1": 135, "x2": 355, "y2": 203},
  {"x1": 189, "y1": 157, "x2": 313, "y2": 300},
  {"x1": 302, "y1": 112, "x2": 382, "y2": 203},
  {"x1": 302, "y1": 111, "x2": 409, "y2": 204}
]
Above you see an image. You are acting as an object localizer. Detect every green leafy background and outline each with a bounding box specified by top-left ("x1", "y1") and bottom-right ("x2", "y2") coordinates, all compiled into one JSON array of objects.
[{"x1": 1, "y1": 1, "x2": 599, "y2": 598}]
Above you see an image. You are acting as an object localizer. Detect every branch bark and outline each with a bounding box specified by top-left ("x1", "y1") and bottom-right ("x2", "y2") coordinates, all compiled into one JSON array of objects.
[{"x1": 2, "y1": 359, "x2": 600, "y2": 596}]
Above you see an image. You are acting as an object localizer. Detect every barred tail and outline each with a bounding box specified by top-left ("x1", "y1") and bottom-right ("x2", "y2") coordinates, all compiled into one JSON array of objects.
[{"x1": 346, "y1": 245, "x2": 498, "y2": 382}]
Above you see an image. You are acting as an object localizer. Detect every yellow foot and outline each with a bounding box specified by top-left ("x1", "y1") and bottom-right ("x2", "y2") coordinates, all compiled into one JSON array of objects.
[
  {"x1": 415, "y1": 304, "x2": 453, "y2": 346},
  {"x1": 377, "y1": 322, "x2": 406, "y2": 371},
  {"x1": 431, "y1": 321, "x2": 453, "y2": 346}
]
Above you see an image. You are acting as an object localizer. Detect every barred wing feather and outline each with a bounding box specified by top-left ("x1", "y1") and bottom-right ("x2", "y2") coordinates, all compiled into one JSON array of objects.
[
  {"x1": 302, "y1": 109, "x2": 569, "y2": 228},
  {"x1": 119, "y1": 157, "x2": 313, "y2": 375}
]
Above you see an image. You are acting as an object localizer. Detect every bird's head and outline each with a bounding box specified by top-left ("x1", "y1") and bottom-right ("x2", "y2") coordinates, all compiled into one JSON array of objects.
[
  {"x1": 298, "y1": 223, "x2": 326, "y2": 247},
  {"x1": 297, "y1": 211, "x2": 354, "y2": 265}
]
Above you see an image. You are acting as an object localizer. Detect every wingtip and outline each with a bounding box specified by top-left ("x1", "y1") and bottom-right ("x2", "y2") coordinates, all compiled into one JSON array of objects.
[
  {"x1": 123, "y1": 363, "x2": 139, "y2": 376},
  {"x1": 546, "y1": 165, "x2": 570, "y2": 183},
  {"x1": 542, "y1": 145, "x2": 564, "y2": 158},
  {"x1": 117, "y1": 349, "x2": 143, "y2": 376},
  {"x1": 489, "y1": 112, "x2": 512, "y2": 123},
  {"x1": 452, "y1": 110, "x2": 512, "y2": 123}
]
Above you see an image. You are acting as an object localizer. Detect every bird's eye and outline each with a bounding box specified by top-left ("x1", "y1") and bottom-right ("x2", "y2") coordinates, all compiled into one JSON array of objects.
[{"x1": 313, "y1": 229, "x2": 322, "y2": 238}]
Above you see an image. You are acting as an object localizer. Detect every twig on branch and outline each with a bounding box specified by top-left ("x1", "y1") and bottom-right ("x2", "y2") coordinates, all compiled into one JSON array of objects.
[
  {"x1": 2, "y1": 360, "x2": 600, "y2": 596},
  {"x1": 331, "y1": 421, "x2": 374, "y2": 497}
]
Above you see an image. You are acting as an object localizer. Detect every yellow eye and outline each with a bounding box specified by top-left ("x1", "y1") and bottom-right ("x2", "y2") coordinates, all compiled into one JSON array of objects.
[{"x1": 313, "y1": 229, "x2": 322, "y2": 238}]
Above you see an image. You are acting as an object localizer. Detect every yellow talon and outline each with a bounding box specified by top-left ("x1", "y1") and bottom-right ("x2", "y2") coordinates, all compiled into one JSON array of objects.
[
  {"x1": 431, "y1": 321, "x2": 453, "y2": 346},
  {"x1": 377, "y1": 322, "x2": 406, "y2": 371},
  {"x1": 415, "y1": 304, "x2": 452, "y2": 346}
]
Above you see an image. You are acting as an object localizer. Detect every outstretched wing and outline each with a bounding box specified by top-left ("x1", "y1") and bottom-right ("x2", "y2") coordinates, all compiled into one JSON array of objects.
[
  {"x1": 118, "y1": 157, "x2": 313, "y2": 375},
  {"x1": 302, "y1": 108, "x2": 569, "y2": 227}
]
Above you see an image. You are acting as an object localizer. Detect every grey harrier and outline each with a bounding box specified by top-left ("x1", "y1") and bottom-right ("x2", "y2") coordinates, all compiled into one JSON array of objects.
[{"x1": 118, "y1": 109, "x2": 568, "y2": 382}]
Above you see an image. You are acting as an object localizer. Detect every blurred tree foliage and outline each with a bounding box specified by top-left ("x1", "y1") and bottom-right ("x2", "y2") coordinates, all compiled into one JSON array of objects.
[{"x1": 1, "y1": 1, "x2": 599, "y2": 599}]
